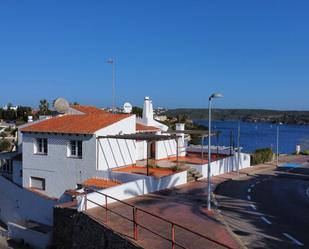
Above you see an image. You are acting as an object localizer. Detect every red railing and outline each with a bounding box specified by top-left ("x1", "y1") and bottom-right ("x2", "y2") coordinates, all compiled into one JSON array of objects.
[{"x1": 84, "y1": 190, "x2": 234, "y2": 249}]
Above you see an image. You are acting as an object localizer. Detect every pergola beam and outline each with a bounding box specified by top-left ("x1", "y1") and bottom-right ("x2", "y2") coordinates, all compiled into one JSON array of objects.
[{"x1": 96, "y1": 133, "x2": 181, "y2": 176}]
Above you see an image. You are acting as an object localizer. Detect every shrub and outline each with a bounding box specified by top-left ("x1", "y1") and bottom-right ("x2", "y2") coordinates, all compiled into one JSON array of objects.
[
  {"x1": 0, "y1": 139, "x2": 11, "y2": 152},
  {"x1": 251, "y1": 147, "x2": 273, "y2": 165},
  {"x1": 301, "y1": 150, "x2": 309, "y2": 155}
]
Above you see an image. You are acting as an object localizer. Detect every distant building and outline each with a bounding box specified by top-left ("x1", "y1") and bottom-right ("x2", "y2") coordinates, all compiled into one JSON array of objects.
[{"x1": 3, "y1": 105, "x2": 18, "y2": 111}]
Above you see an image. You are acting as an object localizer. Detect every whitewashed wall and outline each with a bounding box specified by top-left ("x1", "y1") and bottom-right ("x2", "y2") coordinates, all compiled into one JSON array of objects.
[
  {"x1": 8, "y1": 222, "x2": 52, "y2": 249},
  {"x1": 96, "y1": 115, "x2": 137, "y2": 170},
  {"x1": 12, "y1": 160, "x2": 22, "y2": 186},
  {"x1": 155, "y1": 139, "x2": 177, "y2": 160},
  {"x1": 136, "y1": 141, "x2": 147, "y2": 160},
  {"x1": 96, "y1": 170, "x2": 148, "y2": 183},
  {"x1": 190, "y1": 153, "x2": 251, "y2": 178},
  {"x1": 0, "y1": 176, "x2": 56, "y2": 226},
  {"x1": 22, "y1": 133, "x2": 96, "y2": 198},
  {"x1": 78, "y1": 170, "x2": 188, "y2": 211}
]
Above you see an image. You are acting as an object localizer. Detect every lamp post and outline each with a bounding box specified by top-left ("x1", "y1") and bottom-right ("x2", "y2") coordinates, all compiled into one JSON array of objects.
[
  {"x1": 207, "y1": 93, "x2": 223, "y2": 210},
  {"x1": 276, "y1": 122, "x2": 282, "y2": 167},
  {"x1": 107, "y1": 58, "x2": 115, "y2": 113}
]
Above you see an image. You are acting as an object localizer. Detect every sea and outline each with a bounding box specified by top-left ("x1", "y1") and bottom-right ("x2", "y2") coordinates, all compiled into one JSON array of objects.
[{"x1": 195, "y1": 120, "x2": 309, "y2": 154}]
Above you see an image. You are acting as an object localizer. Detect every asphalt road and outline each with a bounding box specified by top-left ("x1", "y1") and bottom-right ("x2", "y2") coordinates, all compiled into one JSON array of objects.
[{"x1": 215, "y1": 161, "x2": 309, "y2": 249}]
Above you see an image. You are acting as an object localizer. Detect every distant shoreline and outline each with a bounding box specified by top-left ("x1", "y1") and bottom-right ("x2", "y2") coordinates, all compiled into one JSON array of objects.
[{"x1": 166, "y1": 108, "x2": 309, "y2": 125}]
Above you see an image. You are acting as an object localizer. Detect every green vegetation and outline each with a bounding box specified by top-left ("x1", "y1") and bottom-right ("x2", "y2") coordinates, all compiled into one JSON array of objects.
[
  {"x1": 132, "y1": 106, "x2": 143, "y2": 117},
  {"x1": 251, "y1": 148, "x2": 274, "y2": 165},
  {"x1": 166, "y1": 108, "x2": 309, "y2": 125},
  {"x1": 300, "y1": 150, "x2": 309, "y2": 155},
  {"x1": 0, "y1": 139, "x2": 12, "y2": 152}
]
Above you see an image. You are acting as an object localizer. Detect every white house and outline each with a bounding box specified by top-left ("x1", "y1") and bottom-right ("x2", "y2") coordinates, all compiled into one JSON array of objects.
[{"x1": 16, "y1": 99, "x2": 179, "y2": 198}]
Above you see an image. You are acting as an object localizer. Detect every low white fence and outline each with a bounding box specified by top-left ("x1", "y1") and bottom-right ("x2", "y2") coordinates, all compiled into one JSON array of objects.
[
  {"x1": 187, "y1": 145, "x2": 233, "y2": 155},
  {"x1": 78, "y1": 170, "x2": 187, "y2": 211},
  {"x1": 190, "y1": 153, "x2": 251, "y2": 178},
  {"x1": 96, "y1": 169, "x2": 148, "y2": 183}
]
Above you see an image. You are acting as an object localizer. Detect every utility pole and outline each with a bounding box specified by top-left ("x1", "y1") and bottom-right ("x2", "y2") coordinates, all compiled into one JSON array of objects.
[{"x1": 107, "y1": 58, "x2": 115, "y2": 113}]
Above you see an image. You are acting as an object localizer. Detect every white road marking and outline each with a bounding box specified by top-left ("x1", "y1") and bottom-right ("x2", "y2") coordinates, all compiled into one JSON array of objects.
[
  {"x1": 247, "y1": 195, "x2": 251, "y2": 201},
  {"x1": 283, "y1": 233, "x2": 304, "y2": 246},
  {"x1": 250, "y1": 184, "x2": 255, "y2": 188},
  {"x1": 306, "y1": 187, "x2": 309, "y2": 198},
  {"x1": 248, "y1": 188, "x2": 251, "y2": 193},
  {"x1": 261, "y1": 216, "x2": 272, "y2": 225},
  {"x1": 250, "y1": 204, "x2": 257, "y2": 210}
]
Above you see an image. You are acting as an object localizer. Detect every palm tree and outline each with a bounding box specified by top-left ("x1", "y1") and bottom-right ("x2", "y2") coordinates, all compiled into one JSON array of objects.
[{"x1": 39, "y1": 99, "x2": 49, "y2": 115}]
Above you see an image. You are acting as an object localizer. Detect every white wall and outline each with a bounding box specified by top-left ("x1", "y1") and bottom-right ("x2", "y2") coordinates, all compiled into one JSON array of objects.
[
  {"x1": 8, "y1": 222, "x2": 52, "y2": 249},
  {"x1": 22, "y1": 133, "x2": 97, "y2": 198},
  {"x1": 12, "y1": 160, "x2": 22, "y2": 186},
  {"x1": 190, "y1": 153, "x2": 251, "y2": 178},
  {"x1": 0, "y1": 176, "x2": 56, "y2": 226},
  {"x1": 136, "y1": 141, "x2": 147, "y2": 160},
  {"x1": 96, "y1": 170, "x2": 148, "y2": 183},
  {"x1": 78, "y1": 170, "x2": 188, "y2": 211},
  {"x1": 155, "y1": 139, "x2": 177, "y2": 160},
  {"x1": 96, "y1": 115, "x2": 137, "y2": 170}
]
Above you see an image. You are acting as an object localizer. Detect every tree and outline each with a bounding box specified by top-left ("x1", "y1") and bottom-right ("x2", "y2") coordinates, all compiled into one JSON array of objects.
[
  {"x1": 16, "y1": 106, "x2": 32, "y2": 122},
  {"x1": 132, "y1": 106, "x2": 143, "y2": 117},
  {"x1": 39, "y1": 99, "x2": 50, "y2": 115}
]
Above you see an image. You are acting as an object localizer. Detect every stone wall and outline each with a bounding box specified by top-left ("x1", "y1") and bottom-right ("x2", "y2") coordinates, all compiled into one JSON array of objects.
[{"x1": 53, "y1": 207, "x2": 142, "y2": 249}]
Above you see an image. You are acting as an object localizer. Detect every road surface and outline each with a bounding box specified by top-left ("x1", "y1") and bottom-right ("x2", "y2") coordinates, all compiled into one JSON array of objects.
[{"x1": 215, "y1": 159, "x2": 309, "y2": 249}]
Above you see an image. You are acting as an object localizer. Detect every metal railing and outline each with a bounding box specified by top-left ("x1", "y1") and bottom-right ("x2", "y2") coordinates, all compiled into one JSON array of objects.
[{"x1": 84, "y1": 190, "x2": 234, "y2": 249}]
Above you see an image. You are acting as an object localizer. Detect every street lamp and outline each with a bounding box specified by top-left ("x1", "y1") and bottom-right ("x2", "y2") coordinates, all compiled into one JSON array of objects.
[
  {"x1": 207, "y1": 93, "x2": 223, "y2": 210},
  {"x1": 107, "y1": 58, "x2": 115, "y2": 113},
  {"x1": 276, "y1": 122, "x2": 282, "y2": 167}
]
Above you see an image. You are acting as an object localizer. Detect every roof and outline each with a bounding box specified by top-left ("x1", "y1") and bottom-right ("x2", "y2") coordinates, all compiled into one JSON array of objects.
[
  {"x1": 82, "y1": 177, "x2": 121, "y2": 189},
  {"x1": 21, "y1": 107, "x2": 131, "y2": 134},
  {"x1": 70, "y1": 105, "x2": 108, "y2": 115},
  {"x1": 136, "y1": 123, "x2": 160, "y2": 133}
]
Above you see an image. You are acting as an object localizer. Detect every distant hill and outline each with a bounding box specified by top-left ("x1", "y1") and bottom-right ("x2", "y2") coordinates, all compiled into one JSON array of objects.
[{"x1": 166, "y1": 108, "x2": 309, "y2": 125}]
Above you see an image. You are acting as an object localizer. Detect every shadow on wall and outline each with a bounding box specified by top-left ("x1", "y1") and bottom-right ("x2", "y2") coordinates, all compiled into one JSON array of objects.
[{"x1": 98, "y1": 138, "x2": 136, "y2": 170}]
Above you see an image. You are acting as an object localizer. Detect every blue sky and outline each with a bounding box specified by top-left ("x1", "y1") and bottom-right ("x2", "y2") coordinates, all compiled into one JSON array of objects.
[{"x1": 0, "y1": 0, "x2": 309, "y2": 110}]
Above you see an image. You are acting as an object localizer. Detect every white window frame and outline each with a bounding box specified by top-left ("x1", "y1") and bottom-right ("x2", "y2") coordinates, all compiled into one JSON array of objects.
[
  {"x1": 30, "y1": 176, "x2": 46, "y2": 190},
  {"x1": 67, "y1": 140, "x2": 82, "y2": 158},
  {"x1": 34, "y1": 138, "x2": 48, "y2": 155}
]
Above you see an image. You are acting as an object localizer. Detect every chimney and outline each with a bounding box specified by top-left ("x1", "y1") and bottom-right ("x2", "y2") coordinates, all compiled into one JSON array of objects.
[{"x1": 142, "y1": 96, "x2": 154, "y2": 124}]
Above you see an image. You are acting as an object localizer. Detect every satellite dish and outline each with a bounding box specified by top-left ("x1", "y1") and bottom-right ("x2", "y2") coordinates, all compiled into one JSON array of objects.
[
  {"x1": 54, "y1": 98, "x2": 69, "y2": 114},
  {"x1": 123, "y1": 102, "x2": 132, "y2": 113}
]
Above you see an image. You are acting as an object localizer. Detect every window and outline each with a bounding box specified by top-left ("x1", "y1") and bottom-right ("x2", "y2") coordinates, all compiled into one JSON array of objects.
[
  {"x1": 30, "y1": 176, "x2": 46, "y2": 190},
  {"x1": 68, "y1": 140, "x2": 82, "y2": 158},
  {"x1": 34, "y1": 138, "x2": 48, "y2": 155}
]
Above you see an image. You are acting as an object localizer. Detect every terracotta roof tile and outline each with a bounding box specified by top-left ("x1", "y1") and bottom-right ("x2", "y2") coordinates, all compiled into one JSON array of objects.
[
  {"x1": 71, "y1": 105, "x2": 108, "y2": 114},
  {"x1": 82, "y1": 177, "x2": 121, "y2": 189},
  {"x1": 21, "y1": 111, "x2": 131, "y2": 134},
  {"x1": 136, "y1": 123, "x2": 160, "y2": 133}
]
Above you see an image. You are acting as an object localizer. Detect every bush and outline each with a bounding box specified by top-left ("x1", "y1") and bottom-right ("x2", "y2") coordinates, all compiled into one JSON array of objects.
[
  {"x1": 0, "y1": 139, "x2": 12, "y2": 152},
  {"x1": 251, "y1": 147, "x2": 273, "y2": 165},
  {"x1": 301, "y1": 150, "x2": 309, "y2": 155}
]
